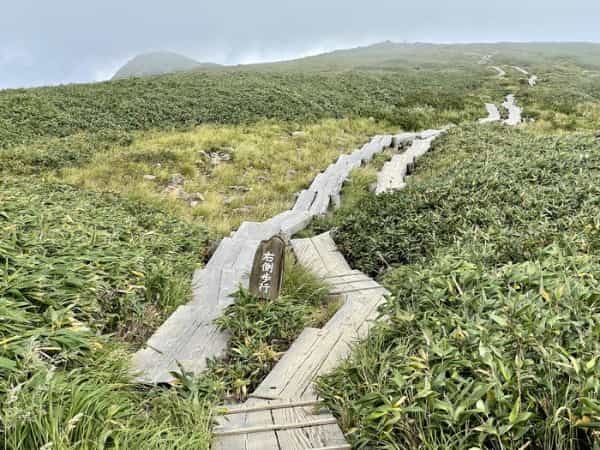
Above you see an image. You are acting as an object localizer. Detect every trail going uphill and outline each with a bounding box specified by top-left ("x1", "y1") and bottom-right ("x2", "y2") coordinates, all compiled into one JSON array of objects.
[
  {"x1": 214, "y1": 128, "x2": 441, "y2": 447},
  {"x1": 132, "y1": 134, "x2": 397, "y2": 383}
]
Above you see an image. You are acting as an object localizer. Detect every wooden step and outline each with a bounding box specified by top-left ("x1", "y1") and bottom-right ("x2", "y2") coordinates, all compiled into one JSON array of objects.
[{"x1": 213, "y1": 398, "x2": 347, "y2": 450}]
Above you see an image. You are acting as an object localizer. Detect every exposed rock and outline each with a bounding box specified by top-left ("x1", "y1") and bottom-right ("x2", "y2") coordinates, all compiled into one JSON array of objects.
[
  {"x1": 210, "y1": 152, "x2": 232, "y2": 165},
  {"x1": 189, "y1": 201, "x2": 200, "y2": 208},
  {"x1": 189, "y1": 192, "x2": 205, "y2": 202},
  {"x1": 228, "y1": 185, "x2": 250, "y2": 192},
  {"x1": 291, "y1": 131, "x2": 306, "y2": 138},
  {"x1": 163, "y1": 185, "x2": 186, "y2": 200},
  {"x1": 143, "y1": 174, "x2": 157, "y2": 181},
  {"x1": 169, "y1": 173, "x2": 185, "y2": 186}
]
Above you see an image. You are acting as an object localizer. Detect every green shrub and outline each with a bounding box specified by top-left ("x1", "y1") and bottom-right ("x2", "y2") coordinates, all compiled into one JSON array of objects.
[{"x1": 319, "y1": 126, "x2": 600, "y2": 448}]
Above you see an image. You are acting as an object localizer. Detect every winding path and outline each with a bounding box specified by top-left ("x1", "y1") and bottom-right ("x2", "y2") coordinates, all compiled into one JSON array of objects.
[
  {"x1": 491, "y1": 65, "x2": 506, "y2": 77},
  {"x1": 214, "y1": 128, "x2": 441, "y2": 449},
  {"x1": 132, "y1": 135, "x2": 395, "y2": 383},
  {"x1": 376, "y1": 130, "x2": 445, "y2": 194},
  {"x1": 478, "y1": 103, "x2": 502, "y2": 124},
  {"x1": 503, "y1": 94, "x2": 522, "y2": 126}
]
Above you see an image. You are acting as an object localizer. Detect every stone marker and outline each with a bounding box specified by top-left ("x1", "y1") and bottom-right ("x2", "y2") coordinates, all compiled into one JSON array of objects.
[{"x1": 249, "y1": 235, "x2": 286, "y2": 300}]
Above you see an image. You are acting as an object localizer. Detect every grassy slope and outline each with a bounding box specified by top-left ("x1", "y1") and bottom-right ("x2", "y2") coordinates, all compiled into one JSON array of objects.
[
  {"x1": 320, "y1": 126, "x2": 600, "y2": 448},
  {"x1": 2, "y1": 42, "x2": 600, "y2": 449}
]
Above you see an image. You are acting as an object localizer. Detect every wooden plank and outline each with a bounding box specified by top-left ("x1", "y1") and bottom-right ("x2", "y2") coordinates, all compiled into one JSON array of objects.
[
  {"x1": 214, "y1": 398, "x2": 279, "y2": 450},
  {"x1": 293, "y1": 190, "x2": 317, "y2": 212},
  {"x1": 391, "y1": 132, "x2": 416, "y2": 147},
  {"x1": 309, "y1": 233, "x2": 352, "y2": 276},
  {"x1": 479, "y1": 103, "x2": 501, "y2": 124},
  {"x1": 309, "y1": 173, "x2": 327, "y2": 192},
  {"x1": 214, "y1": 418, "x2": 339, "y2": 437},
  {"x1": 224, "y1": 400, "x2": 323, "y2": 415},
  {"x1": 419, "y1": 129, "x2": 442, "y2": 139},
  {"x1": 380, "y1": 134, "x2": 393, "y2": 148},
  {"x1": 291, "y1": 234, "x2": 349, "y2": 278},
  {"x1": 273, "y1": 405, "x2": 348, "y2": 449},
  {"x1": 251, "y1": 328, "x2": 321, "y2": 400},
  {"x1": 281, "y1": 211, "x2": 313, "y2": 238},
  {"x1": 503, "y1": 94, "x2": 522, "y2": 126},
  {"x1": 290, "y1": 239, "x2": 329, "y2": 278},
  {"x1": 276, "y1": 326, "x2": 354, "y2": 400}
]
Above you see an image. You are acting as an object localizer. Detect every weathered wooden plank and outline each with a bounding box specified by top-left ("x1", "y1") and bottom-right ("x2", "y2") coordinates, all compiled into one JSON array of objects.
[
  {"x1": 512, "y1": 65, "x2": 529, "y2": 75},
  {"x1": 224, "y1": 399, "x2": 323, "y2": 415},
  {"x1": 309, "y1": 172, "x2": 327, "y2": 192},
  {"x1": 418, "y1": 129, "x2": 441, "y2": 140},
  {"x1": 375, "y1": 134, "x2": 441, "y2": 195},
  {"x1": 311, "y1": 233, "x2": 352, "y2": 275},
  {"x1": 479, "y1": 103, "x2": 501, "y2": 124},
  {"x1": 214, "y1": 398, "x2": 279, "y2": 450},
  {"x1": 380, "y1": 134, "x2": 393, "y2": 149},
  {"x1": 528, "y1": 75, "x2": 538, "y2": 87},
  {"x1": 273, "y1": 405, "x2": 348, "y2": 449},
  {"x1": 276, "y1": 326, "x2": 358, "y2": 400},
  {"x1": 503, "y1": 94, "x2": 522, "y2": 126},
  {"x1": 280, "y1": 211, "x2": 313, "y2": 238},
  {"x1": 214, "y1": 418, "x2": 339, "y2": 437},
  {"x1": 391, "y1": 132, "x2": 417, "y2": 148},
  {"x1": 132, "y1": 303, "x2": 229, "y2": 383},
  {"x1": 291, "y1": 233, "x2": 351, "y2": 278},
  {"x1": 292, "y1": 189, "x2": 317, "y2": 213},
  {"x1": 251, "y1": 328, "x2": 321, "y2": 400}
]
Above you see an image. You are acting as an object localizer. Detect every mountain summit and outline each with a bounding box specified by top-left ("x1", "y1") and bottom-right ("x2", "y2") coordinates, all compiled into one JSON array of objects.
[{"x1": 112, "y1": 51, "x2": 220, "y2": 79}]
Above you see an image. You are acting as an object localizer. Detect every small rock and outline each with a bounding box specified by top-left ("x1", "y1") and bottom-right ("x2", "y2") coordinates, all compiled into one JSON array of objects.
[
  {"x1": 257, "y1": 175, "x2": 268, "y2": 182},
  {"x1": 229, "y1": 185, "x2": 250, "y2": 192},
  {"x1": 143, "y1": 175, "x2": 157, "y2": 181},
  {"x1": 169, "y1": 173, "x2": 185, "y2": 186},
  {"x1": 189, "y1": 201, "x2": 200, "y2": 208},
  {"x1": 155, "y1": 163, "x2": 162, "y2": 169},
  {"x1": 291, "y1": 131, "x2": 306, "y2": 138},
  {"x1": 210, "y1": 152, "x2": 232, "y2": 165},
  {"x1": 189, "y1": 192, "x2": 205, "y2": 202}
]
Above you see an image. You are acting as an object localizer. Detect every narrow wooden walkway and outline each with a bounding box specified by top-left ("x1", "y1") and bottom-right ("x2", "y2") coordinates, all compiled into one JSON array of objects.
[
  {"x1": 491, "y1": 65, "x2": 506, "y2": 77},
  {"x1": 214, "y1": 232, "x2": 387, "y2": 449},
  {"x1": 131, "y1": 135, "x2": 394, "y2": 384},
  {"x1": 375, "y1": 129, "x2": 444, "y2": 194},
  {"x1": 478, "y1": 103, "x2": 501, "y2": 124},
  {"x1": 503, "y1": 94, "x2": 522, "y2": 126}
]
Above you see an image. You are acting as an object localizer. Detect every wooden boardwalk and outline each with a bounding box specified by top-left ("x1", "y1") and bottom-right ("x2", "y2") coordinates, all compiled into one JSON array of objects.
[
  {"x1": 478, "y1": 103, "x2": 501, "y2": 124},
  {"x1": 131, "y1": 135, "x2": 394, "y2": 384},
  {"x1": 503, "y1": 94, "x2": 522, "y2": 126},
  {"x1": 375, "y1": 129, "x2": 444, "y2": 194},
  {"x1": 214, "y1": 232, "x2": 388, "y2": 449}
]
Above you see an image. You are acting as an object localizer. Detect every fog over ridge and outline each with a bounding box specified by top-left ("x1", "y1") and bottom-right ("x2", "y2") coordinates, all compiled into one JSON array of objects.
[{"x1": 1, "y1": 0, "x2": 600, "y2": 89}]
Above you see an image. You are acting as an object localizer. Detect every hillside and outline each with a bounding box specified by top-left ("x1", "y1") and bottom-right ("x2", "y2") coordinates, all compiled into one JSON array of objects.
[
  {"x1": 2, "y1": 42, "x2": 600, "y2": 449},
  {"x1": 112, "y1": 51, "x2": 220, "y2": 79}
]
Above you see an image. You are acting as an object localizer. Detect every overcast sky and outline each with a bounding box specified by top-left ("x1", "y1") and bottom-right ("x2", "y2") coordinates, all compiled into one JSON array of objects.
[{"x1": 1, "y1": 0, "x2": 599, "y2": 90}]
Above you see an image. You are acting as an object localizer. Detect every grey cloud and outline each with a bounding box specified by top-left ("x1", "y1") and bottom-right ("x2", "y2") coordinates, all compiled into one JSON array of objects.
[{"x1": 1, "y1": 0, "x2": 600, "y2": 89}]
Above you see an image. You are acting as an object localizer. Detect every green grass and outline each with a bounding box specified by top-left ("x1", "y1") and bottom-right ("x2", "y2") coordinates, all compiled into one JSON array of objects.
[
  {"x1": 0, "y1": 178, "x2": 213, "y2": 449},
  {"x1": 0, "y1": 70, "x2": 489, "y2": 150},
  {"x1": 318, "y1": 125, "x2": 600, "y2": 448}
]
